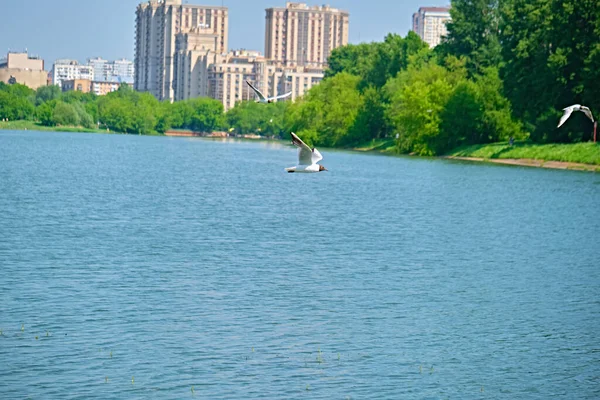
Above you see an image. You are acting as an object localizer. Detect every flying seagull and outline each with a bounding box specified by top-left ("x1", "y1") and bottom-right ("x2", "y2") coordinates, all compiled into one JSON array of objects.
[
  {"x1": 246, "y1": 80, "x2": 292, "y2": 103},
  {"x1": 286, "y1": 132, "x2": 327, "y2": 173},
  {"x1": 557, "y1": 104, "x2": 595, "y2": 128}
]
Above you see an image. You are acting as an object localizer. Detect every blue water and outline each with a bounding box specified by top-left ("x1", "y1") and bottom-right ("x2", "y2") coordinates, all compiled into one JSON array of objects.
[{"x1": 1, "y1": 130, "x2": 599, "y2": 399}]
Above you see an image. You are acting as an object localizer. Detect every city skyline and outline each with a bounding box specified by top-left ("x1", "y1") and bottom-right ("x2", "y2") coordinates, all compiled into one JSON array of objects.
[{"x1": 0, "y1": 0, "x2": 450, "y2": 67}]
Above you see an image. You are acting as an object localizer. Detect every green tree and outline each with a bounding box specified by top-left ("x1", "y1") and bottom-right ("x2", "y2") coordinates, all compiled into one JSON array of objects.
[
  {"x1": 187, "y1": 97, "x2": 224, "y2": 132},
  {"x1": 169, "y1": 101, "x2": 195, "y2": 129},
  {"x1": 225, "y1": 100, "x2": 288, "y2": 136},
  {"x1": 0, "y1": 83, "x2": 35, "y2": 120},
  {"x1": 499, "y1": 0, "x2": 599, "y2": 142},
  {"x1": 36, "y1": 100, "x2": 57, "y2": 126},
  {"x1": 364, "y1": 32, "x2": 429, "y2": 88},
  {"x1": 35, "y1": 85, "x2": 61, "y2": 105},
  {"x1": 52, "y1": 101, "x2": 80, "y2": 126},
  {"x1": 98, "y1": 95, "x2": 134, "y2": 133},
  {"x1": 131, "y1": 92, "x2": 159, "y2": 134},
  {"x1": 286, "y1": 72, "x2": 363, "y2": 147},
  {"x1": 348, "y1": 86, "x2": 388, "y2": 144},
  {"x1": 439, "y1": 0, "x2": 503, "y2": 75},
  {"x1": 386, "y1": 58, "x2": 467, "y2": 155},
  {"x1": 73, "y1": 102, "x2": 94, "y2": 128},
  {"x1": 226, "y1": 101, "x2": 265, "y2": 134},
  {"x1": 325, "y1": 43, "x2": 377, "y2": 79}
]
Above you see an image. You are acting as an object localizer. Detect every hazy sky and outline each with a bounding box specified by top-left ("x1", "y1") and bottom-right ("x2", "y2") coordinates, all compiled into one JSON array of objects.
[{"x1": 0, "y1": 0, "x2": 448, "y2": 67}]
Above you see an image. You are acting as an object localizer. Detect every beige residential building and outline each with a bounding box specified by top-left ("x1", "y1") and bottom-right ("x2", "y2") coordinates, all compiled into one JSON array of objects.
[
  {"x1": 62, "y1": 79, "x2": 92, "y2": 93},
  {"x1": 205, "y1": 50, "x2": 324, "y2": 111},
  {"x1": 92, "y1": 81, "x2": 131, "y2": 96},
  {"x1": 135, "y1": 0, "x2": 228, "y2": 101},
  {"x1": 173, "y1": 27, "x2": 219, "y2": 101},
  {"x1": 264, "y1": 2, "x2": 349, "y2": 67},
  {"x1": 207, "y1": 50, "x2": 268, "y2": 111},
  {"x1": 61, "y1": 79, "x2": 130, "y2": 95},
  {"x1": 269, "y1": 66, "x2": 323, "y2": 101},
  {"x1": 412, "y1": 6, "x2": 451, "y2": 47},
  {"x1": 0, "y1": 51, "x2": 47, "y2": 89}
]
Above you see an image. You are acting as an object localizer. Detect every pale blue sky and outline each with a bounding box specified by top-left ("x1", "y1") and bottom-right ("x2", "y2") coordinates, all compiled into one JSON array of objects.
[{"x1": 0, "y1": 0, "x2": 448, "y2": 67}]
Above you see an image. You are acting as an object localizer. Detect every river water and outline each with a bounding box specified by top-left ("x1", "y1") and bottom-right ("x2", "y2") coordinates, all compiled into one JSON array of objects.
[{"x1": 1, "y1": 130, "x2": 599, "y2": 399}]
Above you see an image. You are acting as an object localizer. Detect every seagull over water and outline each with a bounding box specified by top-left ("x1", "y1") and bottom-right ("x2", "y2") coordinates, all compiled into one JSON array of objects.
[
  {"x1": 286, "y1": 132, "x2": 327, "y2": 173},
  {"x1": 557, "y1": 104, "x2": 595, "y2": 128},
  {"x1": 246, "y1": 80, "x2": 292, "y2": 103}
]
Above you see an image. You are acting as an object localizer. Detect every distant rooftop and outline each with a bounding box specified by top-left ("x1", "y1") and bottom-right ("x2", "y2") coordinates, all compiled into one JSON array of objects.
[
  {"x1": 4, "y1": 50, "x2": 41, "y2": 60},
  {"x1": 268, "y1": 2, "x2": 348, "y2": 14},
  {"x1": 417, "y1": 6, "x2": 451, "y2": 12}
]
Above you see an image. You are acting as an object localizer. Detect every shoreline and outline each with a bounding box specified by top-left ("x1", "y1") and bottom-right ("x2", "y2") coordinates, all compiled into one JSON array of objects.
[
  {"x1": 4, "y1": 126, "x2": 599, "y2": 172},
  {"x1": 444, "y1": 156, "x2": 599, "y2": 172}
]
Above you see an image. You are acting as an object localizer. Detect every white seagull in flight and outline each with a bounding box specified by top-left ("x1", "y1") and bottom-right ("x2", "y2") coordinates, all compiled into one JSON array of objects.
[
  {"x1": 286, "y1": 132, "x2": 327, "y2": 173},
  {"x1": 557, "y1": 104, "x2": 595, "y2": 128},
  {"x1": 246, "y1": 80, "x2": 292, "y2": 103}
]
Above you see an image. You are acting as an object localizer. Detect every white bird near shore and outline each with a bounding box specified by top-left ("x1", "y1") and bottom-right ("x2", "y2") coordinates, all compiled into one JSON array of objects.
[
  {"x1": 285, "y1": 132, "x2": 327, "y2": 173},
  {"x1": 557, "y1": 104, "x2": 595, "y2": 128},
  {"x1": 246, "y1": 81, "x2": 292, "y2": 103}
]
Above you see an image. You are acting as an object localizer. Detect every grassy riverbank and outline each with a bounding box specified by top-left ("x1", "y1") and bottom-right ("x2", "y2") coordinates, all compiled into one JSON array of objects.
[
  {"x1": 449, "y1": 141, "x2": 600, "y2": 166},
  {"x1": 352, "y1": 138, "x2": 396, "y2": 153},
  {"x1": 0, "y1": 120, "x2": 104, "y2": 133}
]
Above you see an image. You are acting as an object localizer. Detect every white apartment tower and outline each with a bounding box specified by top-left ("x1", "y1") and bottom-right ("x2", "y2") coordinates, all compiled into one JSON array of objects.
[
  {"x1": 88, "y1": 57, "x2": 135, "y2": 82},
  {"x1": 135, "y1": 0, "x2": 228, "y2": 101},
  {"x1": 264, "y1": 2, "x2": 349, "y2": 67},
  {"x1": 51, "y1": 60, "x2": 94, "y2": 88},
  {"x1": 412, "y1": 6, "x2": 451, "y2": 48}
]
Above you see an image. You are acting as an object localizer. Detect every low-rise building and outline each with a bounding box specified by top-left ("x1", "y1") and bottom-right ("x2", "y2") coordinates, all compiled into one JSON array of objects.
[
  {"x1": 0, "y1": 51, "x2": 48, "y2": 89},
  {"x1": 61, "y1": 78, "x2": 131, "y2": 96},
  {"x1": 92, "y1": 80, "x2": 130, "y2": 96},
  {"x1": 61, "y1": 79, "x2": 92, "y2": 93},
  {"x1": 203, "y1": 50, "x2": 325, "y2": 111},
  {"x1": 207, "y1": 50, "x2": 268, "y2": 111}
]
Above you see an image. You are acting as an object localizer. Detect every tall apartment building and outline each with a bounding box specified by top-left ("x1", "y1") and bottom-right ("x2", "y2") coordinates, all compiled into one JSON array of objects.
[
  {"x1": 51, "y1": 60, "x2": 94, "y2": 88},
  {"x1": 135, "y1": 0, "x2": 228, "y2": 101},
  {"x1": 264, "y1": 2, "x2": 349, "y2": 67},
  {"x1": 173, "y1": 27, "x2": 219, "y2": 101},
  {"x1": 89, "y1": 57, "x2": 135, "y2": 83},
  {"x1": 0, "y1": 51, "x2": 48, "y2": 89},
  {"x1": 412, "y1": 6, "x2": 451, "y2": 47}
]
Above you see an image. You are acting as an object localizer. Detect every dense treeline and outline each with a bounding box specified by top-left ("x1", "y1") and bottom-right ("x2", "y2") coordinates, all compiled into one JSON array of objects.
[
  {"x1": 0, "y1": 83, "x2": 225, "y2": 135},
  {"x1": 284, "y1": 0, "x2": 599, "y2": 154}
]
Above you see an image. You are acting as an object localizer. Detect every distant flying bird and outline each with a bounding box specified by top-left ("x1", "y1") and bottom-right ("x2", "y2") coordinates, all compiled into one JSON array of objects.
[
  {"x1": 557, "y1": 104, "x2": 595, "y2": 128},
  {"x1": 246, "y1": 80, "x2": 292, "y2": 103},
  {"x1": 285, "y1": 132, "x2": 327, "y2": 173}
]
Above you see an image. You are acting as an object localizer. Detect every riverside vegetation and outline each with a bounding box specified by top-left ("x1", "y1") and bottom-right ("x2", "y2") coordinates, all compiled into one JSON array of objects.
[{"x1": 1, "y1": 0, "x2": 599, "y2": 164}]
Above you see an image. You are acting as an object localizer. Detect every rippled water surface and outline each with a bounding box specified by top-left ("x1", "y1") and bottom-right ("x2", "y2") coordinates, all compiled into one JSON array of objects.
[{"x1": 1, "y1": 130, "x2": 599, "y2": 399}]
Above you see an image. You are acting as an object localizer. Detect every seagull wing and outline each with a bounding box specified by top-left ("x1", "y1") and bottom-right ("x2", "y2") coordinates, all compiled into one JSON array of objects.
[
  {"x1": 557, "y1": 107, "x2": 574, "y2": 128},
  {"x1": 272, "y1": 91, "x2": 292, "y2": 101},
  {"x1": 246, "y1": 80, "x2": 266, "y2": 101},
  {"x1": 581, "y1": 106, "x2": 595, "y2": 122},
  {"x1": 311, "y1": 148, "x2": 323, "y2": 164},
  {"x1": 291, "y1": 132, "x2": 313, "y2": 165}
]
